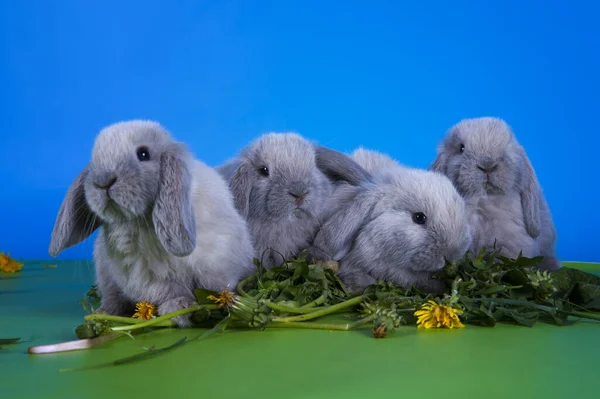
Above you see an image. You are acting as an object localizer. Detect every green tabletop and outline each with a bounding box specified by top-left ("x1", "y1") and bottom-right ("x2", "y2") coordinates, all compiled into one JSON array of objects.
[{"x1": 2, "y1": 260, "x2": 599, "y2": 399}]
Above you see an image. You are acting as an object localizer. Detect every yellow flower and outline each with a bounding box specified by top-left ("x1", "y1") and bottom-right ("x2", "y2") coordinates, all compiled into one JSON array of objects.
[
  {"x1": 414, "y1": 300, "x2": 465, "y2": 329},
  {"x1": 0, "y1": 252, "x2": 24, "y2": 273},
  {"x1": 132, "y1": 301, "x2": 156, "y2": 320},
  {"x1": 207, "y1": 290, "x2": 236, "y2": 310}
]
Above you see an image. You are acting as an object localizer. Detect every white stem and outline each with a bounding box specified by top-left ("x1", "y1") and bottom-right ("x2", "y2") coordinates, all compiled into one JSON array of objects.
[{"x1": 27, "y1": 332, "x2": 121, "y2": 355}]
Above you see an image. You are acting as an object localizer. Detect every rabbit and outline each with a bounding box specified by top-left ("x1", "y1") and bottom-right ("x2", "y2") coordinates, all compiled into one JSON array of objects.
[
  {"x1": 350, "y1": 147, "x2": 404, "y2": 176},
  {"x1": 48, "y1": 120, "x2": 256, "y2": 327},
  {"x1": 216, "y1": 132, "x2": 372, "y2": 269},
  {"x1": 307, "y1": 148, "x2": 473, "y2": 294},
  {"x1": 430, "y1": 116, "x2": 561, "y2": 271}
]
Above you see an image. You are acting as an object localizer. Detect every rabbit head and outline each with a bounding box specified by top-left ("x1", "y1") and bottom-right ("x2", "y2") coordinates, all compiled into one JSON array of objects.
[
  {"x1": 431, "y1": 117, "x2": 543, "y2": 237},
  {"x1": 227, "y1": 133, "x2": 334, "y2": 221},
  {"x1": 310, "y1": 165, "x2": 472, "y2": 293},
  {"x1": 368, "y1": 168, "x2": 472, "y2": 272},
  {"x1": 49, "y1": 120, "x2": 196, "y2": 258}
]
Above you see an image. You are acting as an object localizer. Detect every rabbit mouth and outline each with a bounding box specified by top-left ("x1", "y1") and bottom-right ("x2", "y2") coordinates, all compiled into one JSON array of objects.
[
  {"x1": 101, "y1": 200, "x2": 129, "y2": 220},
  {"x1": 483, "y1": 181, "x2": 504, "y2": 194},
  {"x1": 292, "y1": 207, "x2": 311, "y2": 219},
  {"x1": 408, "y1": 254, "x2": 446, "y2": 272}
]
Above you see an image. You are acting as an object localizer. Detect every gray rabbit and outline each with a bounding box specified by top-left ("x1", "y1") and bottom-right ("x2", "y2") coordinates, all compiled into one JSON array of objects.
[
  {"x1": 307, "y1": 148, "x2": 473, "y2": 294},
  {"x1": 431, "y1": 117, "x2": 561, "y2": 271},
  {"x1": 216, "y1": 133, "x2": 371, "y2": 269},
  {"x1": 49, "y1": 120, "x2": 255, "y2": 327}
]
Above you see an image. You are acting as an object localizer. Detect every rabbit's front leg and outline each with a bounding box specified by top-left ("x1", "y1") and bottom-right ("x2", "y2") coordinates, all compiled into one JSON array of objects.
[
  {"x1": 141, "y1": 281, "x2": 197, "y2": 328},
  {"x1": 94, "y1": 256, "x2": 136, "y2": 317},
  {"x1": 158, "y1": 296, "x2": 197, "y2": 328}
]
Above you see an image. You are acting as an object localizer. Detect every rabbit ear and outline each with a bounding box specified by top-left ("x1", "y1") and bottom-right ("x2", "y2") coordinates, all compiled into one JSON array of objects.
[
  {"x1": 49, "y1": 166, "x2": 101, "y2": 257},
  {"x1": 215, "y1": 158, "x2": 240, "y2": 181},
  {"x1": 310, "y1": 186, "x2": 376, "y2": 260},
  {"x1": 315, "y1": 146, "x2": 372, "y2": 185},
  {"x1": 228, "y1": 161, "x2": 254, "y2": 218},
  {"x1": 430, "y1": 148, "x2": 449, "y2": 174},
  {"x1": 152, "y1": 146, "x2": 197, "y2": 257},
  {"x1": 519, "y1": 150, "x2": 541, "y2": 238}
]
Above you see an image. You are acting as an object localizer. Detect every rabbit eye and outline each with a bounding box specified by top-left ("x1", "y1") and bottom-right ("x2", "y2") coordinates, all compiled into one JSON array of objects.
[
  {"x1": 459, "y1": 144, "x2": 465, "y2": 153},
  {"x1": 136, "y1": 146, "x2": 150, "y2": 161},
  {"x1": 412, "y1": 212, "x2": 427, "y2": 225},
  {"x1": 259, "y1": 166, "x2": 269, "y2": 177}
]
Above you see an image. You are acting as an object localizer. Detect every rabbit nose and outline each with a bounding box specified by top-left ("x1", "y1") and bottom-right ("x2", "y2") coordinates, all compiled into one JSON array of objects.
[
  {"x1": 94, "y1": 176, "x2": 117, "y2": 190},
  {"x1": 477, "y1": 161, "x2": 498, "y2": 174},
  {"x1": 288, "y1": 183, "x2": 309, "y2": 206}
]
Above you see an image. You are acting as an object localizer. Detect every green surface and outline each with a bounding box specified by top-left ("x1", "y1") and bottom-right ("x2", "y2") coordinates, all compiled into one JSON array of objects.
[{"x1": 2, "y1": 261, "x2": 600, "y2": 399}]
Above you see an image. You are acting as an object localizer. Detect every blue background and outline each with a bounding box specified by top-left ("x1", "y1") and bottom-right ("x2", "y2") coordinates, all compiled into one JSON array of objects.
[{"x1": 1, "y1": 0, "x2": 598, "y2": 262}]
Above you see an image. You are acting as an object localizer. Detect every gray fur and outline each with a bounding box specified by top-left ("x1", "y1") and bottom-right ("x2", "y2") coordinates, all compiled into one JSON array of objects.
[
  {"x1": 49, "y1": 120, "x2": 255, "y2": 326},
  {"x1": 350, "y1": 147, "x2": 404, "y2": 176},
  {"x1": 430, "y1": 117, "x2": 561, "y2": 271},
  {"x1": 217, "y1": 133, "x2": 371, "y2": 269},
  {"x1": 214, "y1": 158, "x2": 240, "y2": 181},
  {"x1": 308, "y1": 149, "x2": 472, "y2": 294}
]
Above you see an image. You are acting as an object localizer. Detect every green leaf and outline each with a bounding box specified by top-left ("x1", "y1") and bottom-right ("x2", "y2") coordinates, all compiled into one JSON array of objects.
[
  {"x1": 571, "y1": 282, "x2": 600, "y2": 311},
  {"x1": 502, "y1": 269, "x2": 534, "y2": 298},
  {"x1": 75, "y1": 323, "x2": 99, "y2": 339},
  {"x1": 493, "y1": 307, "x2": 539, "y2": 327},
  {"x1": 472, "y1": 248, "x2": 488, "y2": 269},
  {"x1": 475, "y1": 283, "x2": 508, "y2": 296},
  {"x1": 0, "y1": 337, "x2": 21, "y2": 348},
  {"x1": 193, "y1": 316, "x2": 231, "y2": 341},
  {"x1": 59, "y1": 336, "x2": 189, "y2": 372}
]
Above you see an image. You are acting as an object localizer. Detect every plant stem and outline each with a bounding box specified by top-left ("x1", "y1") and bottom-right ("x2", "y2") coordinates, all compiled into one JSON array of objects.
[
  {"x1": 58, "y1": 337, "x2": 189, "y2": 372},
  {"x1": 110, "y1": 304, "x2": 217, "y2": 332},
  {"x1": 273, "y1": 295, "x2": 365, "y2": 323},
  {"x1": 263, "y1": 301, "x2": 318, "y2": 314},
  {"x1": 268, "y1": 314, "x2": 377, "y2": 331},
  {"x1": 472, "y1": 298, "x2": 600, "y2": 322},
  {"x1": 236, "y1": 274, "x2": 255, "y2": 298},
  {"x1": 84, "y1": 314, "x2": 175, "y2": 327},
  {"x1": 28, "y1": 332, "x2": 123, "y2": 355},
  {"x1": 299, "y1": 292, "x2": 328, "y2": 309}
]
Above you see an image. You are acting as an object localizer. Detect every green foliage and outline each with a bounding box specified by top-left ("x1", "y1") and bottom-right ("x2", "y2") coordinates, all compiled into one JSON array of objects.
[
  {"x1": 79, "y1": 285, "x2": 101, "y2": 314},
  {"x1": 433, "y1": 247, "x2": 600, "y2": 327},
  {"x1": 59, "y1": 249, "x2": 600, "y2": 371},
  {"x1": 243, "y1": 253, "x2": 351, "y2": 309}
]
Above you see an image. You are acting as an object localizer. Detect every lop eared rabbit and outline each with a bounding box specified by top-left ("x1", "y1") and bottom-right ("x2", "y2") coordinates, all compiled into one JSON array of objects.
[
  {"x1": 307, "y1": 148, "x2": 472, "y2": 294},
  {"x1": 49, "y1": 121, "x2": 255, "y2": 327},
  {"x1": 216, "y1": 133, "x2": 371, "y2": 269},
  {"x1": 431, "y1": 117, "x2": 561, "y2": 271}
]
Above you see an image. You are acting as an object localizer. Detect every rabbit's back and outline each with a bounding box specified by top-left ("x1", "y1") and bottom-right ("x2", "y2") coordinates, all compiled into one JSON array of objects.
[{"x1": 187, "y1": 160, "x2": 255, "y2": 287}]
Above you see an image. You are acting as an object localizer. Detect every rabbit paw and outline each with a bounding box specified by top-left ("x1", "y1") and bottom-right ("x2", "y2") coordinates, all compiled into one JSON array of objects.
[
  {"x1": 305, "y1": 246, "x2": 332, "y2": 264},
  {"x1": 158, "y1": 296, "x2": 197, "y2": 328},
  {"x1": 96, "y1": 298, "x2": 135, "y2": 317},
  {"x1": 316, "y1": 260, "x2": 339, "y2": 273}
]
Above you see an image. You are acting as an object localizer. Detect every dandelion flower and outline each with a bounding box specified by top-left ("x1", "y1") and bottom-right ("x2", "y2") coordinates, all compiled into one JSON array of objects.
[
  {"x1": 414, "y1": 300, "x2": 465, "y2": 329},
  {"x1": 0, "y1": 253, "x2": 24, "y2": 273},
  {"x1": 373, "y1": 324, "x2": 388, "y2": 339},
  {"x1": 208, "y1": 290, "x2": 236, "y2": 310},
  {"x1": 132, "y1": 301, "x2": 156, "y2": 320}
]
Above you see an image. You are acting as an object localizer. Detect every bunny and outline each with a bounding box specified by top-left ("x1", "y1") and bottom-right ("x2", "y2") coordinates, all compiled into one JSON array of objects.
[
  {"x1": 307, "y1": 148, "x2": 473, "y2": 294},
  {"x1": 350, "y1": 147, "x2": 404, "y2": 176},
  {"x1": 430, "y1": 117, "x2": 561, "y2": 271},
  {"x1": 216, "y1": 133, "x2": 372, "y2": 269},
  {"x1": 49, "y1": 120, "x2": 256, "y2": 327}
]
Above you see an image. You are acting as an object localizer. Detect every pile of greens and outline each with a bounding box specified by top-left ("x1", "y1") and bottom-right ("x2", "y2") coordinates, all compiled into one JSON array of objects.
[{"x1": 30, "y1": 249, "x2": 600, "y2": 371}]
